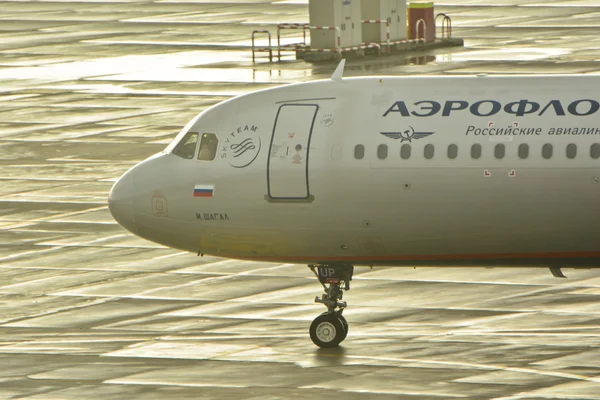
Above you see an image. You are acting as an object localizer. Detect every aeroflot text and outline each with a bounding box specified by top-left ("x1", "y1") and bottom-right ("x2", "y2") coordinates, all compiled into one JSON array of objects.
[{"x1": 383, "y1": 99, "x2": 600, "y2": 117}]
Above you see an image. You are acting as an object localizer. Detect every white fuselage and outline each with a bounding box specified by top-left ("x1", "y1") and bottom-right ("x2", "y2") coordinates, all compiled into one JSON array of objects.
[{"x1": 109, "y1": 75, "x2": 600, "y2": 267}]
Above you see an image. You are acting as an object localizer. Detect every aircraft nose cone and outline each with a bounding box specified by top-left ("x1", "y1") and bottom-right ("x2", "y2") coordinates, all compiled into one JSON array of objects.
[{"x1": 108, "y1": 173, "x2": 135, "y2": 231}]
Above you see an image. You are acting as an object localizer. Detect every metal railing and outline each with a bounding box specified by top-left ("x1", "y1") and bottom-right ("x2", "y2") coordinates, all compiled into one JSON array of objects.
[
  {"x1": 277, "y1": 23, "x2": 310, "y2": 61},
  {"x1": 362, "y1": 19, "x2": 391, "y2": 51},
  {"x1": 436, "y1": 13, "x2": 452, "y2": 40},
  {"x1": 308, "y1": 25, "x2": 341, "y2": 50},
  {"x1": 251, "y1": 30, "x2": 272, "y2": 63},
  {"x1": 277, "y1": 23, "x2": 382, "y2": 59},
  {"x1": 262, "y1": 12, "x2": 454, "y2": 61},
  {"x1": 415, "y1": 18, "x2": 427, "y2": 47}
]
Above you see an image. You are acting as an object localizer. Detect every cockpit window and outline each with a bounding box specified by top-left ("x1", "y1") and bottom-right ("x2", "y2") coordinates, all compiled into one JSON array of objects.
[
  {"x1": 198, "y1": 133, "x2": 218, "y2": 161},
  {"x1": 172, "y1": 132, "x2": 199, "y2": 159}
]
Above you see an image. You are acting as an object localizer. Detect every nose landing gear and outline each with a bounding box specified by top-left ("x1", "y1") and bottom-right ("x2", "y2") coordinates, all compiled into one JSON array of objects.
[{"x1": 308, "y1": 264, "x2": 354, "y2": 348}]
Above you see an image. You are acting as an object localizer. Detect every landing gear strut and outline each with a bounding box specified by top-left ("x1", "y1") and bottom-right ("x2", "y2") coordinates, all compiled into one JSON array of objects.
[{"x1": 308, "y1": 264, "x2": 354, "y2": 348}]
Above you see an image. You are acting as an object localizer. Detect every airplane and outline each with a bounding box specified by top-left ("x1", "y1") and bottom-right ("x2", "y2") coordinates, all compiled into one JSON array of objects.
[{"x1": 109, "y1": 60, "x2": 600, "y2": 348}]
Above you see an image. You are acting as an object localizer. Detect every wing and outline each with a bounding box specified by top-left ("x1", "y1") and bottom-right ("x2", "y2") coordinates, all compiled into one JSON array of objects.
[
  {"x1": 379, "y1": 132, "x2": 404, "y2": 140},
  {"x1": 412, "y1": 131, "x2": 435, "y2": 140}
]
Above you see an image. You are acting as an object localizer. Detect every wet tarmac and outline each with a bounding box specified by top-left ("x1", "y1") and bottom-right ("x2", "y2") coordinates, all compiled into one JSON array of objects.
[{"x1": 2, "y1": 0, "x2": 600, "y2": 399}]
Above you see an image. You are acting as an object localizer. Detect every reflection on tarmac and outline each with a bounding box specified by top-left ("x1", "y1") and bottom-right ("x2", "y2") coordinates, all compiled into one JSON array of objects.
[{"x1": 1, "y1": 0, "x2": 600, "y2": 399}]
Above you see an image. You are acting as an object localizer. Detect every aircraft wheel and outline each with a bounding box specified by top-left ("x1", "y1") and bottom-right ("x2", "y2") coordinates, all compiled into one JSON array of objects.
[
  {"x1": 320, "y1": 311, "x2": 348, "y2": 342},
  {"x1": 337, "y1": 313, "x2": 349, "y2": 341},
  {"x1": 310, "y1": 313, "x2": 345, "y2": 348}
]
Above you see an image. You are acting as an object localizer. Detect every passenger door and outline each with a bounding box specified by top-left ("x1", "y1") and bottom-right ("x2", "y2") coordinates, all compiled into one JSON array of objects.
[{"x1": 267, "y1": 104, "x2": 319, "y2": 201}]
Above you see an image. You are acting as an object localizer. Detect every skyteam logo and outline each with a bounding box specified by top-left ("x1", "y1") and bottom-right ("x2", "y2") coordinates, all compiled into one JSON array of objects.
[
  {"x1": 231, "y1": 138, "x2": 257, "y2": 158},
  {"x1": 379, "y1": 126, "x2": 435, "y2": 142},
  {"x1": 221, "y1": 125, "x2": 262, "y2": 168}
]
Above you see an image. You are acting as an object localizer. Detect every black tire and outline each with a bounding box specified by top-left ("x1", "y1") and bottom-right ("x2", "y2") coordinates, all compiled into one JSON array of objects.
[
  {"x1": 337, "y1": 313, "x2": 349, "y2": 342},
  {"x1": 319, "y1": 311, "x2": 348, "y2": 342},
  {"x1": 309, "y1": 313, "x2": 345, "y2": 348}
]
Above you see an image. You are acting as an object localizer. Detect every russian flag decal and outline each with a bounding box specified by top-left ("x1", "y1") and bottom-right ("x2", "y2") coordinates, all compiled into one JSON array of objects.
[{"x1": 193, "y1": 184, "x2": 214, "y2": 198}]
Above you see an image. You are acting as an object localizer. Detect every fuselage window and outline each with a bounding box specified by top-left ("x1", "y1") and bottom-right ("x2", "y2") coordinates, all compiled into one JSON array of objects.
[
  {"x1": 424, "y1": 144, "x2": 434, "y2": 159},
  {"x1": 172, "y1": 132, "x2": 199, "y2": 159},
  {"x1": 447, "y1": 144, "x2": 458, "y2": 160},
  {"x1": 592, "y1": 143, "x2": 600, "y2": 159},
  {"x1": 354, "y1": 144, "x2": 365, "y2": 160},
  {"x1": 566, "y1": 143, "x2": 577, "y2": 159},
  {"x1": 542, "y1": 143, "x2": 553, "y2": 159},
  {"x1": 198, "y1": 133, "x2": 218, "y2": 161},
  {"x1": 377, "y1": 144, "x2": 388, "y2": 160},
  {"x1": 471, "y1": 144, "x2": 481, "y2": 159},
  {"x1": 494, "y1": 143, "x2": 505, "y2": 159},
  {"x1": 401, "y1": 144, "x2": 411, "y2": 160},
  {"x1": 518, "y1": 143, "x2": 529, "y2": 159}
]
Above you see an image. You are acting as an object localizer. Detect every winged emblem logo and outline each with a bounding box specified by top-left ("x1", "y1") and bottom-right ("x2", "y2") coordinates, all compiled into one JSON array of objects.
[{"x1": 379, "y1": 126, "x2": 435, "y2": 142}]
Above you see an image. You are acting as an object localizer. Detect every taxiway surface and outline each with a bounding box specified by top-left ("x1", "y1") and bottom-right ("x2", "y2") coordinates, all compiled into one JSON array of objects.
[{"x1": 2, "y1": 1, "x2": 600, "y2": 399}]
